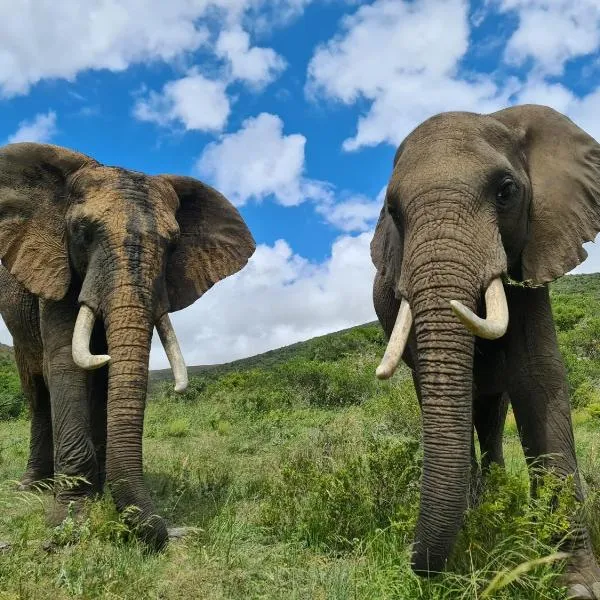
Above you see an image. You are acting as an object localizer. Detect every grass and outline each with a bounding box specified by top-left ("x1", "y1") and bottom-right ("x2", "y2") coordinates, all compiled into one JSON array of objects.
[{"x1": 1, "y1": 275, "x2": 600, "y2": 598}]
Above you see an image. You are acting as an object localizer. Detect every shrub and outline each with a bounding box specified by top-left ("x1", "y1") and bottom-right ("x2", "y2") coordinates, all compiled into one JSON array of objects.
[
  {"x1": 0, "y1": 354, "x2": 25, "y2": 421},
  {"x1": 588, "y1": 403, "x2": 600, "y2": 419},
  {"x1": 262, "y1": 420, "x2": 421, "y2": 551},
  {"x1": 572, "y1": 381, "x2": 600, "y2": 408}
]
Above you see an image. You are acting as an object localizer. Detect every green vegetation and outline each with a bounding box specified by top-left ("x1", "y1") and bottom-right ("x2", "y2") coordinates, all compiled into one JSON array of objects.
[{"x1": 0, "y1": 274, "x2": 600, "y2": 598}]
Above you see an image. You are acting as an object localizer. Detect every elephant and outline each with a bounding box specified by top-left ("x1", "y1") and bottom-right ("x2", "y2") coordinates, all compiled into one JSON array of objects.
[
  {"x1": 371, "y1": 104, "x2": 600, "y2": 599},
  {"x1": 0, "y1": 142, "x2": 256, "y2": 549}
]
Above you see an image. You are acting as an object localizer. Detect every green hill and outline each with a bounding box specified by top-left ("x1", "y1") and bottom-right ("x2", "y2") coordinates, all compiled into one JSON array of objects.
[{"x1": 149, "y1": 321, "x2": 381, "y2": 384}]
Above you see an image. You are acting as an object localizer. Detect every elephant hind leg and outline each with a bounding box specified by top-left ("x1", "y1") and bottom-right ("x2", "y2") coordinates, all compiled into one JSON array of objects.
[
  {"x1": 474, "y1": 391, "x2": 508, "y2": 472},
  {"x1": 90, "y1": 367, "x2": 108, "y2": 493},
  {"x1": 468, "y1": 392, "x2": 508, "y2": 506},
  {"x1": 15, "y1": 345, "x2": 54, "y2": 490}
]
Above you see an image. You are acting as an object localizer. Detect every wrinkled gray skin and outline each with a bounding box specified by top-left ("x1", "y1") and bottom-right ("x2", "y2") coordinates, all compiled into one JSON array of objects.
[
  {"x1": 0, "y1": 143, "x2": 255, "y2": 550},
  {"x1": 371, "y1": 105, "x2": 600, "y2": 599}
]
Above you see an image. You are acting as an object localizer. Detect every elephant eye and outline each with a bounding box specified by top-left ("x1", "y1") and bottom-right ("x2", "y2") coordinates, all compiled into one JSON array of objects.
[{"x1": 496, "y1": 178, "x2": 518, "y2": 208}]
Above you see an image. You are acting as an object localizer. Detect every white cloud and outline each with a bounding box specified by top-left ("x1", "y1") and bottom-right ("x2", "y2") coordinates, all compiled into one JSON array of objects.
[
  {"x1": 150, "y1": 232, "x2": 377, "y2": 368},
  {"x1": 216, "y1": 25, "x2": 287, "y2": 88},
  {"x1": 0, "y1": 0, "x2": 308, "y2": 98},
  {"x1": 196, "y1": 112, "x2": 332, "y2": 206},
  {"x1": 133, "y1": 72, "x2": 230, "y2": 132},
  {"x1": 316, "y1": 186, "x2": 386, "y2": 232},
  {"x1": 496, "y1": 0, "x2": 600, "y2": 75},
  {"x1": 6, "y1": 111, "x2": 57, "y2": 144},
  {"x1": 306, "y1": 0, "x2": 512, "y2": 151},
  {"x1": 0, "y1": 1, "x2": 208, "y2": 97}
]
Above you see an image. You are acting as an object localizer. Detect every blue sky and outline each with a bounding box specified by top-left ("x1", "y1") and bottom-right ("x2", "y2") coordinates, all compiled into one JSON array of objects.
[{"x1": 1, "y1": 0, "x2": 600, "y2": 368}]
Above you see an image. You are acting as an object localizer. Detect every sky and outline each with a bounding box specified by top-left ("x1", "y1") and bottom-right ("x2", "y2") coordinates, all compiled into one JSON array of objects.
[{"x1": 1, "y1": 0, "x2": 600, "y2": 369}]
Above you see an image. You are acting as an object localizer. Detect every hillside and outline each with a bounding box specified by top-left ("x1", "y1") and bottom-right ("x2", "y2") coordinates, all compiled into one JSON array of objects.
[
  {"x1": 0, "y1": 273, "x2": 599, "y2": 598},
  {"x1": 149, "y1": 321, "x2": 380, "y2": 383}
]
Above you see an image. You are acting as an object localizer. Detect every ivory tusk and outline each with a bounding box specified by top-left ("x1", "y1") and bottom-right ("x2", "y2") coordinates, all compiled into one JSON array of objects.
[
  {"x1": 156, "y1": 314, "x2": 188, "y2": 393},
  {"x1": 72, "y1": 305, "x2": 111, "y2": 370},
  {"x1": 376, "y1": 298, "x2": 413, "y2": 380},
  {"x1": 449, "y1": 277, "x2": 509, "y2": 340}
]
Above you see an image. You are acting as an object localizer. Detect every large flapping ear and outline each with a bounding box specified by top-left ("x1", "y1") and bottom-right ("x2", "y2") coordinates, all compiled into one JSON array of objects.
[
  {"x1": 492, "y1": 104, "x2": 600, "y2": 284},
  {"x1": 156, "y1": 175, "x2": 256, "y2": 312},
  {"x1": 371, "y1": 147, "x2": 406, "y2": 294},
  {"x1": 0, "y1": 143, "x2": 96, "y2": 299},
  {"x1": 370, "y1": 196, "x2": 404, "y2": 295}
]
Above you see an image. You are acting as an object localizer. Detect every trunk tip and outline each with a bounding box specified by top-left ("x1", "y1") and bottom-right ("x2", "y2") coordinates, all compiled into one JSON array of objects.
[{"x1": 411, "y1": 547, "x2": 447, "y2": 577}]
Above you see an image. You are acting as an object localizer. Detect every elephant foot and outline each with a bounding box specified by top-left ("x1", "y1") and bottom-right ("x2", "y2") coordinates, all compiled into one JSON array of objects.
[
  {"x1": 17, "y1": 469, "x2": 54, "y2": 492},
  {"x1": 562, "y1": 550, "x2": 600, "y2": 599},
  {"x1": 132, "y1": 514, "x2": 169, "y2": 552},
  {"x1": 167, "y1": 526, "x2": 202, "y2": 540},
  {"x1": 46, "y1": 497, "x2": 90, "y2": 528}
]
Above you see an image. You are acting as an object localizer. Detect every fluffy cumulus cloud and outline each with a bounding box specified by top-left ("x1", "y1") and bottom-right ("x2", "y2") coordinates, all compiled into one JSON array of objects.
[
  {"x1": 497, "y1": 0, "x2": 600, "y2": 75},
  {"x1": 133, "y1": 72, "x2": 230, "y2": 132},
  {"x1": 307, "y1": 0, "x2": 600, "y2": 152},
  {"x1": 316, "y1": 186, "x2": 385, "y2": 233},
  {"x1": 150, "y1": 232, "x2": 377, "y2": 369},
  {"x1": 215, "y1": 25, "x2": 287, "y2": 88},
  {"x1": 306, "y1": 0, "x2": 512, "y2": 151},
  {"x1": 0, "y1": 0, "x2": 297, "y2": 99},
  {"x1": 6, "y1": 111, "x2": 57, "y2": 143},
  {"x1": 196, "y1": 112, "x2": 332, "y2": 206}
]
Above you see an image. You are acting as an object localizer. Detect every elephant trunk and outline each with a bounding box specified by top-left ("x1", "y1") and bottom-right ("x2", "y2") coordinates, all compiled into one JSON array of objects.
[
  {"x1": 103, "y1": 293, "x2": 168, "y2": 549},
  {"x1": 407, "y1": 250, "x2": 480, "y2": 574}
]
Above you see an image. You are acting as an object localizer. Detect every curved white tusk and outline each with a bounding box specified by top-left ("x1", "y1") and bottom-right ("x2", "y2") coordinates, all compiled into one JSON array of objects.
[
  {"x1": 376, "y1": 298, "x2": 413, "y2": 380},
  {"x1": 72, "y1": 305, "x2": 111, "y2": 370},
  {"x1": 156, "y1": 314, "x2": 188, "y2": 393},
  {"x1": 449, "y1": 278, "x2": 509, "y2": 340}
]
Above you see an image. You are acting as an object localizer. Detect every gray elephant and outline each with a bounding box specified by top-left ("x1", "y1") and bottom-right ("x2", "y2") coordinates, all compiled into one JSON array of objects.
[
  {"x1": 0, "y1": 142, "x2": 255, "y2": 549},
  {"x1": 371, "y1": 105, "x2": 600, "y2": 598}
]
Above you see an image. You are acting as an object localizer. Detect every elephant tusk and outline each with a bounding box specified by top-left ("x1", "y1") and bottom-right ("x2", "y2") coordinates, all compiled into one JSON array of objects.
[
  {"x1": 376, "y1": 298, "x2": 412, "y2": 380},
  {"x1": 156, "y1": 313, "x2": 188, "y2": 393},
  {"x1": 72, "y1": 305, "x2": 111, "y2": 370},
  {"x1": 449, "y1": 277, "x2": 508, "y2": 340}
]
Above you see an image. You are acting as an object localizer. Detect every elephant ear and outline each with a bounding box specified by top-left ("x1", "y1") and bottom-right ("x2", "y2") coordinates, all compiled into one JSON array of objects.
[
  {"x1": 370, "y1": 194, "x2": 404, "y2": 295},
  {"x1": 158, "y1": 175, "x2": 256, "y2": 312},
  {"x1": 0, "y1": 143, "x2": 95, "y2": 299},
  {"x1": 492, "y1": 104, "x2": 600, "y2": 284}
]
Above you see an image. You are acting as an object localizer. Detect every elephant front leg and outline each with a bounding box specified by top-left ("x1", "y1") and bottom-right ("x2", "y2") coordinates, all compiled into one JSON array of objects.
[
  {"x1": 16, "y1": 348, "x2": 54, "y2": 490},
  {"x1": 40, "y1": 298, "x2": 100, "y2": 518}
]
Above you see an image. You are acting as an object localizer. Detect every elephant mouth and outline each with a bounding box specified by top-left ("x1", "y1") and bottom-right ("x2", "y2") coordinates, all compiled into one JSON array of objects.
[
  {"x1": 375, "y1": 276, "x2": 509, "y2": 380},
  {"x1": 71, "y1": 304, "x2": 188, "y2": 393}
]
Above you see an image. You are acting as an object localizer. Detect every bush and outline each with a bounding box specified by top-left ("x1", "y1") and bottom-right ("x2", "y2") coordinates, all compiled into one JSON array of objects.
[
  {"x1": 587, "y1": 403, "x2": 600, "y2": 419},
  {"x1": 572, "y1": 381, "x2": 600, "y2": 408},
  {"x1": 0, "y1": 354, "x2": 25, "y2": 421},
  {"x1": 262, "y1": 419, "x2": 421, "y2": 551}
]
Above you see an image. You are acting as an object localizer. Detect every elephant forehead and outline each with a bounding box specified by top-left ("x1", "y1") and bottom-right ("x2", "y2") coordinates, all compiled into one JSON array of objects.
[
  {"x1": 391, "y1": 124, "x2": 521, "y2": 197},
  {"x1": 401, "y1": 113, "x2": 518, "y2": 162},
  {"x1": 67, "y1": 167, "x2": 179, "y2": 240}
]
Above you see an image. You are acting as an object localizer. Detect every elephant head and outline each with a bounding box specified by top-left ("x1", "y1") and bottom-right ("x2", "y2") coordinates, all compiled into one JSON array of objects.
[
  {"x1": 371, "y1": 105, "x2": 600, "y2": 573},
  {"x1": 0, "y1": 142, "x2": 256, "y2": 547}
]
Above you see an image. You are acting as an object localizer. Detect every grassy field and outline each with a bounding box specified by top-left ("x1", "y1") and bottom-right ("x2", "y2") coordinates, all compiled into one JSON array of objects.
[{"x1": 1, "y1": 276, "x2": 600, "y2": 598}]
